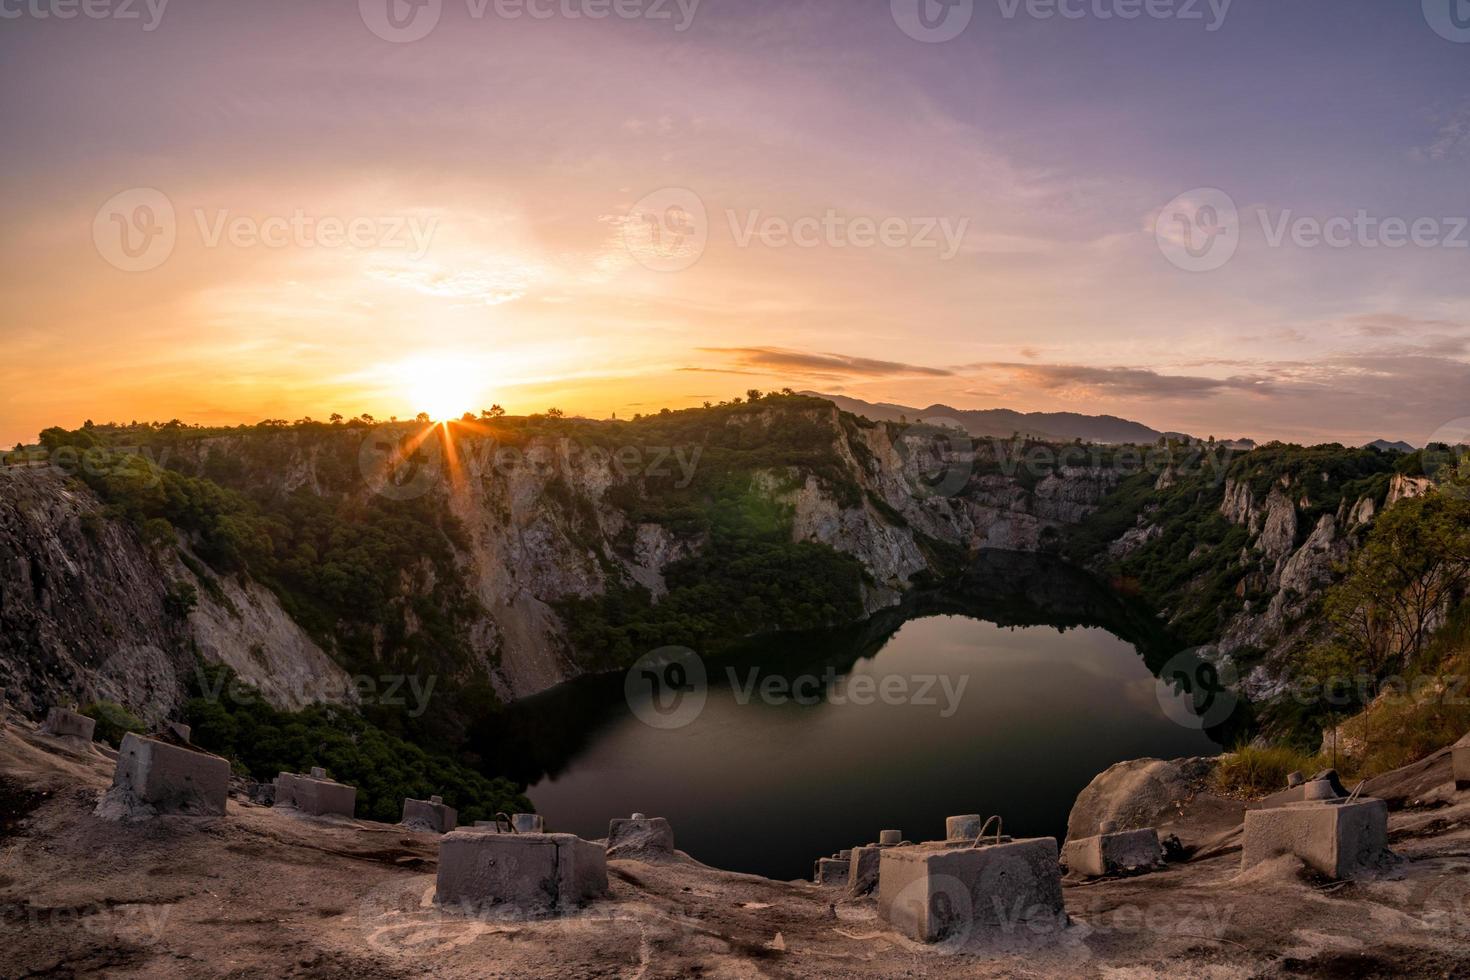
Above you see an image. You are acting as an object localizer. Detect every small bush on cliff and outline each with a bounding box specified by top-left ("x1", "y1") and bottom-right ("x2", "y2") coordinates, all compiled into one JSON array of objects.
[{"x1": 1212, "y1": 744, "x2": 1323, "y2": 798}]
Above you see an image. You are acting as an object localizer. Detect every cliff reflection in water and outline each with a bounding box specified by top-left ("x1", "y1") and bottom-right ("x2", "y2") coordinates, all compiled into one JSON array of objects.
[{"x1": 467, "y1": 552, "x2": 1229, "y2": 880}]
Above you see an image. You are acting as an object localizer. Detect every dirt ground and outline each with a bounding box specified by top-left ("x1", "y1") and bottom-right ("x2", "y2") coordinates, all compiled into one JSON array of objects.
[{"x1": 3, "y1": 716, "x2": 1470, "y2": 979}]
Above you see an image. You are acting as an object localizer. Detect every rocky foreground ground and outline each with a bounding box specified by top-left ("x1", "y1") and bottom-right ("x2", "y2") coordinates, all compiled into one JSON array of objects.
[{"x1": 3, "y1": 717, "x2": 1470, "y2": 979}]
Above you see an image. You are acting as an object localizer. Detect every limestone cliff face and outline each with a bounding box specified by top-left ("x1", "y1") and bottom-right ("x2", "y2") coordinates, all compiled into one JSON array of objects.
[
  {"x1": 0, "y1": 404, "x2": 1123, "y2": 710},
  {"x1": 0, "y1": 467, "x2": 352, "y2": 722},
  {"x1": 1202, "y1": 475, "x2": 1377, "y2": 698}
]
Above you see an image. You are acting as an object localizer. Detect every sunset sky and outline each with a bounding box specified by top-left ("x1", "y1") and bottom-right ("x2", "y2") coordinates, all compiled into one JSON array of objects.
[{"x1": 2, "y1": 0, "x2": 1468, "y2": 448}]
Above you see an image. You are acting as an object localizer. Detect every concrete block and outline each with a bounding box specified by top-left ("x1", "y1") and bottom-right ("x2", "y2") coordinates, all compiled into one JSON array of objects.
[
  {"x1": 511, "y1": 813, "x2": 544, "y2": 833},
  {"x1": 276, "y1": 770, "x2": 356, "y2": 818},
  {"x1": 814, "y1": 857, "x2": 850, "y2": 887},
  {"x1": 849, "y1": 845, "x2": 883, "y2": 896},
  {"x1": 112, "y1": 733, "x2": 229, "y2": 816},
  {"x1": 166, "y1": 722, "x2": 191, "y2": 743},
  {"x1": 1453, "y1": 733, "x2": 1470, "y2": 792},
  {"x1": 402, "y1": 796, "x2": 458, "y2": 833},
  {"x1": 879, "y1": 829, "x2": 903, "y2": 846},
  {"x1": 946, "y1": 814, "x2": 982, "y2": 841},
  {"x1": 435, "y1": 830, "x2": 608, "y2": 914},
  {"x1": 1061, "y1": 828, "x2": 1162, "y2": 878},
  {"x1": 607, "y1": 814, "x2": 675, "y2": 860},
  {"x1": 1242, "y1": 798, "x2": 1390, "y2": 880},
  {"x1": 878, "y1": 837, "x2": 1065, "y2": 944},
  {"x1": 41, "y1": 707, "x2": 96, "y2": 742}
]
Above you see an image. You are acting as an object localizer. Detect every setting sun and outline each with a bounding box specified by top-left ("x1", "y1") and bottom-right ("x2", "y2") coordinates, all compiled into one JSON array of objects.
[{"x1": 392, "y1": 354, "x2": 487, "y2": 421}]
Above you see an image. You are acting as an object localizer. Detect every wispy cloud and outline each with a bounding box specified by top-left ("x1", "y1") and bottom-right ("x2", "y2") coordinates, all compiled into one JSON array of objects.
[
  {"x1": 695, "y1": 347, "x2": 954, "y2": 380},
  {"x1": 978, "y1": 363, "x2": 1272, "y2": 399}
]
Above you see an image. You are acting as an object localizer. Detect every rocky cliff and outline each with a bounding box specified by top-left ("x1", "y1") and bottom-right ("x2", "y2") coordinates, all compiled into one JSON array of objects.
[{"x1": 0, "y1": 400, "x2": 1122, "y2": 717}]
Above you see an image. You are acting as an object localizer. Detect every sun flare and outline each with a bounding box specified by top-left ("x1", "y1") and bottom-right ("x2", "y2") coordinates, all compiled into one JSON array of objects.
[{"x1": 393, "y1": 355, "x2": 487, "y2": 421}]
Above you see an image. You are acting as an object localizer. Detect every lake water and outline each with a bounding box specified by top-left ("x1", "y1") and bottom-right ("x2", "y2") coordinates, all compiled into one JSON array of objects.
[{"x1": 476, "y1": 557, "x2": 1223, "y2": 881}]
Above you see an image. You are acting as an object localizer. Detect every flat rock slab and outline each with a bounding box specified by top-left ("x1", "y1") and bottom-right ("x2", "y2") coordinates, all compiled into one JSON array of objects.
[
  {"x1": 402, "y1": 797, "x2": 458, "y2": 834},
  {"x1": 276, "y1": 772, "x2": 356, "y2": 818},
  {"x1": 109, "y1": 733, "x2": 229, "y2": 816},
  {"x1": 41, "y1": 708, "x2": 95, "y2": 742},
  {"x1": 436, "y1": 830, "x2": 608, "y2": 914},
  {"x1": 607, "y1": 815, "x2": 674, "y2": 860},
  {"x1": 877, "y1": 837, "x2": 1065, "y2": 944},
  {"x1": 1242, "y1": 798, "x2": 1390, "y2": 880},
  {"x1": 1062, "y1": 828, "x2": 1162, "y2": 878}
]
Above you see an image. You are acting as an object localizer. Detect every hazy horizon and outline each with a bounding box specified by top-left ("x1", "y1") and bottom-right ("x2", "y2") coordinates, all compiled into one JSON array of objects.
[{"x1": 3, "y1": 0, "x2": 1468, "y2": 448}]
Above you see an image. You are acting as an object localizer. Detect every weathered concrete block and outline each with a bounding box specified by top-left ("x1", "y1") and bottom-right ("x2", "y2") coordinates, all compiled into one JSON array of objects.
[
  {"x1": 112, "y1": 733, "x2": 229, "y2": 816},
  {"x1": 276, "y1": 770, "x2": 356, "y2": 818},
  {"x1": 402, "y1": 795, "x2": 458, "y2": 833},
  {"x1": 946, "y1": 814, "x2": 982, "y2": 841},
  {"x1": 511, "y1": 813, "x2": 544, "y2": 834},
  {"x1": 814, "y1": 857, "x2": 850, "y2": 887},
  {"x1": 849, "y1": 845, "x2": 883, "y2": 896},
  {"x1": 607, "y1": 814, "x2": 675, "y2": 860},
  {"x1": 878, "y1": 837, "x2": 1065, "y2": 944},
  {"x1": 435, "y1": 830, "x2": 608, "y2": 914},
  {"x1": 166, "y1": 721, "x2": 191, "y2": 743},
  {"x1": 1242, "y1": 799, "x2": 1390, "y2": 880},
  {"x1": 1061, "y1": 828, "x2": 1161, "y2": 878},
  {"x1": 1453, "y1": 733, "x2": 1470, "y2": 792},
  {"x1": 879, "y1": 829, "x2": 903, "y2": 846},
  {"x1": 41, "y1": 707, "x2": 95, "y2": 742}
]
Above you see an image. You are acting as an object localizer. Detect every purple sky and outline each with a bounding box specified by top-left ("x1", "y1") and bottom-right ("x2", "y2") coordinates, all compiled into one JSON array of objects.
[{"x1": 2, "y1": 0, "x2": 1467, "y2": 445}]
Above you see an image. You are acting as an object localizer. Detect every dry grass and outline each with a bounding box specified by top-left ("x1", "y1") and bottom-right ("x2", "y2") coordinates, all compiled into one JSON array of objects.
[{"x1": 1213, "y1": 744, "x2": 1326, "y2": 799}]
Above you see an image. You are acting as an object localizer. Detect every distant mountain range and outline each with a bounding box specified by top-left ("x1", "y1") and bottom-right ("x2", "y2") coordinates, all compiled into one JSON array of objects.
[
  {"x1": 806, "y1": 393, "x2": 1255, "y2": 447},
  {"x1": 1364, "y1": 439, "x2": 1416, "y2": 453}
]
